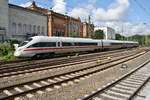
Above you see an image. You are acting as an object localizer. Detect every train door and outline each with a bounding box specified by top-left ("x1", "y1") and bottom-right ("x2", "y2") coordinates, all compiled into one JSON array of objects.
[
  {"x1": 59, "y1": 41, "x2": 62, "y2": 47},
  {"x1": 57, "y1": 42, "x2": 61, "y2": 47}
]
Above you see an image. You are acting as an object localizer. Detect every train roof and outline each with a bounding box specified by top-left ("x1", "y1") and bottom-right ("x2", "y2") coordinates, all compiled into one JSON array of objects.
[
  {"x1": 31, "y1": 36, "x2": 98, "y2": 43},
  {"x1": 31, "y1": 36, "x2": 138, "y2": 44}
]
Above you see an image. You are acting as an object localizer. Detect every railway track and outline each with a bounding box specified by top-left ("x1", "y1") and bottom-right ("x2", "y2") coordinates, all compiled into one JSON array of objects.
[
  {"x1": 0, "y1": 49, "x2": 145, "y2": 78},
  {"x1": 0, "y1": 49, "x2": 147, "y2": 100},
  {"x1": 1, "y1": 48, "x2": 142, "y2": 70},
  {"x1": 80, "y1": 57, "x2": 150, "y2": 100},
  {"x1": 0, "y1": 49, "x2": 128, "y2": 66},
  {"x1": 0, "y1": 59, "x2": 30, "y2": 65}
]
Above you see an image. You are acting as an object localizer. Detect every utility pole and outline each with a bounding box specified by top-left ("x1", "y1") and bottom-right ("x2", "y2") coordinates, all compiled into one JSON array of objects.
[
  {"x1": 143, "y1": 23, "x2": 148, "y2": 46},
  {"x1": 121, "y1": 22, "x2": 124, "y2": 40}
]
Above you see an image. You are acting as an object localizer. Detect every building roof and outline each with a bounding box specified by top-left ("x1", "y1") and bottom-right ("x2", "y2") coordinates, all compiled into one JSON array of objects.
[
  {"x1": 8, "y1": 3, "x2": 47, "y2": 16},
  {"x1": 26, "y1": 1, "x2": 48, "y2": 14},
  {"x1": 26, "y1": 1, "x2": 81, "y2": 22}
]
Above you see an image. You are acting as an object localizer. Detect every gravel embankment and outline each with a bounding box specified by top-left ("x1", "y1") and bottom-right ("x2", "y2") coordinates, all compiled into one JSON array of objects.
[
  {"x1": 15, "y1": 51, "x2": 150, "y2": 100},
  {"x1": 0, "y1": 52, "x2": 129, "y2": 89}
]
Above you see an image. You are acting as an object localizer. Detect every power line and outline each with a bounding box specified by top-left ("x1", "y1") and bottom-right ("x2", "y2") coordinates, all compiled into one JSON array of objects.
[{"x1": 133, "y1": 0, "x2": 150, "y2": 18}]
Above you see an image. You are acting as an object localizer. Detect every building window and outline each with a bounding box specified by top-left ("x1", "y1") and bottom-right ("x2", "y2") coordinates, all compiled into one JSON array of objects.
[
  {"x1": 12, "y1": 23, "x2": 16, "y2": 34},
  {"x1": 42, "y1": 26, "x2": 45, "y2": 35},
  {"x1": 29, "y1": 25, "x2": 32, "y2": 33},
  {"x1": 37, "y1": 26, "x2": 40, "y2": 34},
  {"x1": 62, "y1": 32, "x2": 65, "y2": 36},
  {"x1": 23, "y1": 24, "x2": 27, "y2": 34},
  {"x1": 18, "y1": 23, "x2": 22, "y2": 34},
  {"x1": 33, "y1": 25, "x2": 36, "y2": 34}
]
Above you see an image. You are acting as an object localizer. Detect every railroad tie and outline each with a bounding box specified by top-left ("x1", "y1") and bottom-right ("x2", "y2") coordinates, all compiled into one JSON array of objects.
[
  {"x1": 26, "y1": 93, "x2": 34, "y2": 98},
  {"x1": 119, "y1": 82, "x2": 139, "y2": 88},
  {"x1": 14, "y1": 87, "x2": 24, "y2": 93},
  {"x1": 115, "y1": 84, "x2": 137, "y2": 91},
  {"x1": 66, "y1": 74, "x2": 74, "y2": 78},
  {"x1": 79, "y1": 77, "x2": 85, "y2": 80},
  {"x1": 54, "y1": 85, "x2": 61, "y2": 89},
  {"x1": 37, "y1": 90, "x2": 44, "y2": 94},
  {"x1": 41, "y1": 81, "x2": 50, "y2": 85},
  {"x1": 122, "y1": 80, "x2": 143, "y2": 85},
  {"x1": 47, "y1": 79, "x2": 57, "y2": 83},
  {"x1": 33, "y1": 83, "x2": 42, "y2": 87},
  {"x1": 46, "y1": 88, "x2": 53, "y2": 92},
  {"x1": 93, "y1": 97, "x2": 103, "y2": 100},
  {"x1": 60, "y1": 76, "x2": 69, "y2": 79},
  {"x1": 68, "y1": 81, "x2": 74, "y2": 85},
  {"x1": 74, "y1": 79, "x2": 80, "y2": 83},
  {"x1": 61, "y1": 83, "x2": 68, "y2": 86},
  {"x1": 3, "y1": 90, "x2": 13, "y2": 96},
  {"x1": 110, "y1": 87, "x2": 133, "y2": 94},
  {"x1": 54, "y1": 77, "x2": 63, "y2": 81},
  {"x1": 24, "y1": 85, "x2": 33, "y2": 90},
  {"x1": 99, "y1": 92, "x2": 125, "y2": 100},
  {"x1": 106, "y1": 89, "x2": 130, "y2": 98},
  {"x1": 14, "y1": 97, "x2": 22, "y2": 100}
]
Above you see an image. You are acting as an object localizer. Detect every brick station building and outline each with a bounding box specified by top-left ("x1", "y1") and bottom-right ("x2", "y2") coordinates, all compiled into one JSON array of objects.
[
  {"x1": 27, "y1": 2, "x2": 94, "y2": 38},
  {"x1": 0, "y1": 1, "x2": 94, "y2": 41}
]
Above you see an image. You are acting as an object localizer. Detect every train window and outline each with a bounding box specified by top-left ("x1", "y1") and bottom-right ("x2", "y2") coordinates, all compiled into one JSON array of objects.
[
  {"x1": 75, "y1": 42, "x2": 97, "y2": 46},
  {"x1": 62, "y1": 42, "x2": 97, "y2": 47},
  {"x1": 62, "y1": 42, "x2": 73, "y2": 46},
  {"x1": 29, "y1": 42, "x2": 56, "y2": 48},
  {"x1": 31, "y1": 43, "x2": 40, "y2": 47},
  {"x1": 45, "y1": 42, "x2": 56, "y2": 47},
  {"x1": 111, "y1": 43, "x2": 123, "y2": 45},
  {"x1": 19, "y1": 41, "x2": 29, "y2": 47},
  {"x1": 19, "y1": 38, "x2": 33, "y2": 47},
  {"x1": 27, "y1": 38, "x2": 32, "y2": 41}
]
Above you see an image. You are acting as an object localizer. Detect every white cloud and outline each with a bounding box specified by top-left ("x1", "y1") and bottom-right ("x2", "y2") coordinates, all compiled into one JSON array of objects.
[
  {"x1": 20, "y1": 1, "x2": 32, "y2": 7},
  {"x1": 69, "y1": 0, "x2": 95, "y2": 20},
  {"x1": 52, "y1": 0, "x2": 66, "y2": 14},
  {"x1": 93, "y1": 0, "x2": 129, "y2": 21},
  {"x1": 69, "y1": 8, "x2": 90, "y2": 20},
  {"x1": 97, "y1": 21, "x2": 150, "y2": 36},
  {"x1": 69, "y1": 0, "x2": 129, "y2": 22}
]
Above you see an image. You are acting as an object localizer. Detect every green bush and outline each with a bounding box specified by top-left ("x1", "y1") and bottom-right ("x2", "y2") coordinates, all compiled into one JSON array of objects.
[{"x1": 0, "y1": 42, "x2": 16, "y2": 61}]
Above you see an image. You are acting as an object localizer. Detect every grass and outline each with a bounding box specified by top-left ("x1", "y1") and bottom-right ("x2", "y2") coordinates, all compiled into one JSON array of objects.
[{"x1": 0, "y1": 42, "x2": 16, "y2": 61}]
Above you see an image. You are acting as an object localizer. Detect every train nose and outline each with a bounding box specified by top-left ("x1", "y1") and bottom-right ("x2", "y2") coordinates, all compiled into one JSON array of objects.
[
  {"x1": 14, "y1": 47, "x2": 24, "y2": 57},
  {"x1": 14, "y1": 51, "x2": 21, "y2": 57}
]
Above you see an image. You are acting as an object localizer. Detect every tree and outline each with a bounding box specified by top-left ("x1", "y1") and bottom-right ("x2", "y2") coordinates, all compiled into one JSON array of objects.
[
  {"x1": 69, "y1": 32, "x2": 78, "y2": 37},
  {"x1": 115, "y1": 34, "x2": 126, "y2": 40},
  {"x1": 92, "y1": 29, "x2": 104, "y2": 39}
]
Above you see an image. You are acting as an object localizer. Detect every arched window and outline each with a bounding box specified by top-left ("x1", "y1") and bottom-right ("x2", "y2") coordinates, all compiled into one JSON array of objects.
[
  {"x1": 18, "y1": 23, "x2": 22, "y2": 34},
  {"x1": 33, "y1": 25, "x2": 36, "y2": 34},
  {"x1": 42, "y1": 26, "x2": 45, "y2": 35},
  {"x1": 12, "y1": 23, "x2": 16, "y2": 34},
  {"x1": 29, "y1": 25, "x2": 32, "y2": 33},
  {"x1": 37, "y1": 26, "x2": 40, "y2": 34},
  {"x1": 23, "y1": 24, "x2": 27, "y2": 34}
]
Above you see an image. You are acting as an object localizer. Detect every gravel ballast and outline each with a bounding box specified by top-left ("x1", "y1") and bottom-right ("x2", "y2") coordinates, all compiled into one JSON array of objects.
[{"x1": 17, "y1": 51, "x2": 150, "y2": 100}]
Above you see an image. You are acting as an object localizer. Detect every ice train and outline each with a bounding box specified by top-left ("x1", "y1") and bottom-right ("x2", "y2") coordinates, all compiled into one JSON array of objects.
[{"x1": 14, "y1": 36, "x2": 139, "y2": 58}]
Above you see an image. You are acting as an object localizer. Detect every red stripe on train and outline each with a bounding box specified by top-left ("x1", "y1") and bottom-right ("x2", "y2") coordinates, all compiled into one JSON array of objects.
[{"x1": 24, "y1": 46, "x2": 102, "y2": 51}]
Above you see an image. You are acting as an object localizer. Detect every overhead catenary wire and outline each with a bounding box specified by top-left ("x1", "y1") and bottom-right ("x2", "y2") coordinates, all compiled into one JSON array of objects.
[{"x1": 133, "y1": 0, "x2": 150, "y2": 18}]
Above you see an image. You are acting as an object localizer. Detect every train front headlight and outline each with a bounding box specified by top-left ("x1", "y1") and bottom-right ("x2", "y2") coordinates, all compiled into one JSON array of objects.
[
  {"x1": 14, "y1": 51, "x2": 21, "y2": 57},
  {"x1": 14, "y1": 48, "x2": 23, "y2": 57}
]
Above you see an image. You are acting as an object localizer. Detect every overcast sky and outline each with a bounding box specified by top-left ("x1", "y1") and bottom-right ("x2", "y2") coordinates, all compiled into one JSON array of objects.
[{"x1": 9, "y1": 0, "x2": 150, "y2": 36}]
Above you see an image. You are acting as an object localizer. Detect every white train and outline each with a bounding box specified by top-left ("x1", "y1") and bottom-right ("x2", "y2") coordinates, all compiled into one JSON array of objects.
[{"x1": 14, "y1": 36, "x2": 139, "y2": 58}]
